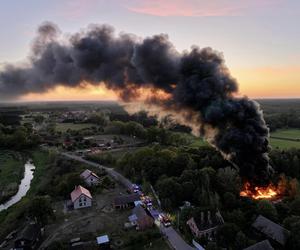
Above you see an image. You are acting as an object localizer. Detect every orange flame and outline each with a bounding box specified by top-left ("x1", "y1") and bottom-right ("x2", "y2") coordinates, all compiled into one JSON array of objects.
[{"x1": 240, "y1": 182, "x2": 278, "y2": 200}]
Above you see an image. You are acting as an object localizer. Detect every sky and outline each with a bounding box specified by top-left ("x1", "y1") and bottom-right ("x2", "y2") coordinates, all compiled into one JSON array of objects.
[{"x1": 0, "y1": 0, "x2": 299, "y2": 101}]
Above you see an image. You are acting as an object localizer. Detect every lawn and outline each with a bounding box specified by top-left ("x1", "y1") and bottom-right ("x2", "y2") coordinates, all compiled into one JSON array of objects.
[
  {"x1": 0, "y1": 151, "x2": 24, "y2": 203},
  {"x1": 56, "y1": 122, "x2": 96, "y2": 132},
  {"x1": 271, "y1": 129, "x2": 300, "y2": 140}
]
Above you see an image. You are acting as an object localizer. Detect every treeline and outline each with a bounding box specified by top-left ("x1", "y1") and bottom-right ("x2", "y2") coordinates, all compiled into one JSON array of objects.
[
  {"x1": 117, "y1": 145, "x2": 300, "y2": 249},
  {"x1": 118, "y1": 146, "x2": 231, "y2": 210},
  {"x1": 105, "y1": 121, "x2": 192, "y2": 146},
  {"x1": 0, "y1": 124, "x2": 40, "y2": 150},
  {"x1": 265, "y1": 112, "x2": 300, "y2": 131}
]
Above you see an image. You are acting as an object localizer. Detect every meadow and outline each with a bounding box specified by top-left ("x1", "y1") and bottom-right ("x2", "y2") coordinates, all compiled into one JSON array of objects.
[
  {"x1": 55, "y1": 122, "x2": 96, "y2": 132},
  {"x1": 270, "y1": 129, "x2": 300, "y2": 149}
]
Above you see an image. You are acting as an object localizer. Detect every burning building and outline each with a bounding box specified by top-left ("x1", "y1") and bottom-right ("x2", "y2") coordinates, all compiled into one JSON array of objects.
[{"x1": 0, "y1": 22, "x2": 272, "y2": 185}]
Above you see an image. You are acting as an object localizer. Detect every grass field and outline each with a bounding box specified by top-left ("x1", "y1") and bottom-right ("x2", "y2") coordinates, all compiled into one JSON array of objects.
[
  {"x1": 270, "y1": 129, "x2": 300, "y2": 149},
  {"x1": 271, "y1": 129, "x2": 300, "y2": 140},
  {"x1": 270, "y1": 138, "x2": 300, "y2": 149},
  {"x1": 55, "y1": 122, "x2": 96, "y2": 132},
  {"x1": 0, "y1": 151, "x2": 24, "y2": 203}
]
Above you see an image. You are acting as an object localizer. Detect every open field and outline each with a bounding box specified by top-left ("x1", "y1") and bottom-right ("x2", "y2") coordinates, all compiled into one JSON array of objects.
[
  {"x1": 269, "y1": 129, "x2": 300, "y2": 149},
  {"x1": 270, "y1": 138, "x2": 300, "y2": 149},
  {"x1": 56, "y1": 123, "x2": 97, "y2": 132},
  {"x1": 0, "y1": 151, "x2": 24, "y2": 203},
  {"x1": 271, "y1": 129, "x2": 300, "y2": 140}
]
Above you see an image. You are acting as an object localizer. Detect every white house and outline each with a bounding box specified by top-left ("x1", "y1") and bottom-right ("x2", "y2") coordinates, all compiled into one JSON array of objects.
[
  {"x1": 80, "y1": 169, "x2": 100, "y2": 186},
  {"x1": 71, "y1": 185, "x2": 92, "y2": 209}
]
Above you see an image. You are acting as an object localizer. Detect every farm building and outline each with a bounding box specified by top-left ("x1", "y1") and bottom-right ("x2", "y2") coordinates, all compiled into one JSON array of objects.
[
  {"x1": 187, "y1": 210, "x2": 224, "y2": 239},
  {"x1": 114, "y1": 193, "x2": 141, "y2": 209},
  {"x1": 129, "y1": 205, "x2": 154, "y2": 230},
  {"x1": 71, "y1": 185, "x2": 92, "y2": 209},
  {"x1": 80, "y1": 169, "x2": 100, "y2": 186},
  {"x1": 252, "y1": 215, "x2": 290, "y2": 247}
]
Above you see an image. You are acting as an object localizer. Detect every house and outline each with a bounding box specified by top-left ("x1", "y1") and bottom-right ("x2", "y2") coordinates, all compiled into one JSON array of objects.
[
  {"x1": 96, "y1": 235, "x2": 110, "y2": 249},
  {"x1": 187, "y1": 210, "x2": 224, "y2": 239},
  {"x1": 14, "y1": 223, "x2": 41, "y2": 250},
  {"x1": 129, "y1": 205, "x2": 154, "y2": 230},
  {"x1": 71, "y1": 185, "x2": 92, "y2": 209},
  {"x1": 80, "y1": 169, "x2": 100, "y2": 186},
  {"x1": 252, "y1": 215, "x2": 290, "y2": 247},
  {"x1": 114, "y1": 193, "x2": 140, "y2": 209},
  {"x1": 244, "y1": 240, "x2": 274, "y2": 250}
]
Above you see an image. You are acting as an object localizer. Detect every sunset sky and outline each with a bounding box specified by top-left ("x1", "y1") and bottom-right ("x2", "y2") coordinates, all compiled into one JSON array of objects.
[{"x1": 0, "y1": 0, "x2": 299, "y2": 101}]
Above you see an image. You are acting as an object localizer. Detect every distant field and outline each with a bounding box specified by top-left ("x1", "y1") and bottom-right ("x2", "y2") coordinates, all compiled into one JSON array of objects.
[
  {"x1": 55, "y1": 123, "x2": 96, "y2": 132},
  {"x1": 271, "y1": 129, "x2": 300, "y2": 140},
  {"x1": 270, "y1": 138, "x2": 300, "y2": 150},
  {"x1": 269, "y1": 129, "x2": 300, "y2": 149}
]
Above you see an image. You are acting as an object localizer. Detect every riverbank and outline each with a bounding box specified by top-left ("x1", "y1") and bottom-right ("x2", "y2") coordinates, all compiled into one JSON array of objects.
[
  {"x1": 0, "y1": 149, "x2": 51, "y2": 239},
  {"x1": 0, "y1": 151, "x2": 25, "y2": 204}
]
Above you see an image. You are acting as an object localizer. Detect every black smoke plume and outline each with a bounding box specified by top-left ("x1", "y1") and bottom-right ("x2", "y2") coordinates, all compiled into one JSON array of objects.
[{"x1": 0, "y1": 22, "x2": 272, "y2": 184}]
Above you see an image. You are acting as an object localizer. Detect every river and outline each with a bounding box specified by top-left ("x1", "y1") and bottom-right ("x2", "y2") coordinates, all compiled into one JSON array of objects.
[{"x1": 0, "y1": 161, "x2": 35, "y2": 212}]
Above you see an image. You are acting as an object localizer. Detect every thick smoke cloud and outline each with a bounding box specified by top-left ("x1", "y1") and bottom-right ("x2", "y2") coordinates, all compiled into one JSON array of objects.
[{"x1": 0, "y1": 22, "x2": 271, "y2": 185}]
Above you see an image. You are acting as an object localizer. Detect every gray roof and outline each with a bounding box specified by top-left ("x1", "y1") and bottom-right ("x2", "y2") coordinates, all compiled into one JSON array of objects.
[
  {"x1": 244, "y1": 240, "x2": 274, "y2": 250},
  {"x1": 132, "y1": 205, "x2": 148, "y2": 220},
  {"x1": 114, "y1": 193, "x2": 140, "y2": 206},
  {"x1": 252, "y1": 215, "x2": 290, "y2": 245}
]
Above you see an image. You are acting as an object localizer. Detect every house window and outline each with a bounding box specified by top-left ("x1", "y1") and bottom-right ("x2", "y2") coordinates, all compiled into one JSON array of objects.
[
  {"x1": 83, "y1": 197, "x2": 86, "y2": 201},
  {"x1": 79, "y1": 202, "x2": 82, "y2": 206}
]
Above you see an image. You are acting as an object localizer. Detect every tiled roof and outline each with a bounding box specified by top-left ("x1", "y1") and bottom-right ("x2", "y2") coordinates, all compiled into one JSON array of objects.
[
  {"x1": 71, "y1": 185, "x2": 92, "y2": 202},
  {"x1": 252, "y1": 215, "x2": 290, "y2": 246}
]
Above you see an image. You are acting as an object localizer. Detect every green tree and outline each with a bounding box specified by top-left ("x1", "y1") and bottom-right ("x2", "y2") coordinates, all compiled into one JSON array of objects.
[
  {"x1": 216, "y1": 167, "x2": 241, "y2": 194},
  {"x1": 217, "y1": 223, "x2": 239, "y2": 248},
  {"x1": 286, "y1": 221, "x2": 300, "y2": 250},
  {"x1": 257, "y1": 200, "x2": 278, "y2": 221},
  {"x1": 28, "y1": 196, "x2": 54, "y2": 225},
  {"x1": 290, "y1": 197, "x2": 300, "y2": 216}
]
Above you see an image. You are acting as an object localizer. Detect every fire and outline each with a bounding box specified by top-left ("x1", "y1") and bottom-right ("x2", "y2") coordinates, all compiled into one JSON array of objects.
[{"x1": 240, "y1": 182, "x2": 278, "y2": 200}]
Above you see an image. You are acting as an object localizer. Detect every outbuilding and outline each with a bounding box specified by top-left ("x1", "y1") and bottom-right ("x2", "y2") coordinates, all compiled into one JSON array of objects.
[{"x1": 80, "y1": 169, "x2": 100, "y2": 186}]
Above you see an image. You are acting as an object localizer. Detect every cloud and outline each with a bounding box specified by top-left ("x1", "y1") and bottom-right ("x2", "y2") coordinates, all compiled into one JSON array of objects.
[{"x1": 124, "y1": 0, "x2": 282, "y2": 17}]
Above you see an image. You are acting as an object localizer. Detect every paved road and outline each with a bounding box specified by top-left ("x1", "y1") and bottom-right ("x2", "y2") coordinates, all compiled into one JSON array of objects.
[{"x1": 62, "y1": 152, "x2": 195, "y2": 250}]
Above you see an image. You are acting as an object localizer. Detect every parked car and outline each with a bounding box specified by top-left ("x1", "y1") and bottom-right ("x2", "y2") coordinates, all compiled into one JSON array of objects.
[{"x1": 159, "y1": 214, "x2": 171, "y2": 227}]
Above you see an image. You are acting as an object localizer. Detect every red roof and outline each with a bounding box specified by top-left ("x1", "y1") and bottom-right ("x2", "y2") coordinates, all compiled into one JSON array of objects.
[{"x1": 71, "y1": 185, "x2": 92, "y2": 202}]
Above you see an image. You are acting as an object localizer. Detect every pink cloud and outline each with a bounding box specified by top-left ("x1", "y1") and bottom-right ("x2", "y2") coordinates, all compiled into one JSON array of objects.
[{"x1": 124, "y1": 0, "x2": 282, "y2": 17}]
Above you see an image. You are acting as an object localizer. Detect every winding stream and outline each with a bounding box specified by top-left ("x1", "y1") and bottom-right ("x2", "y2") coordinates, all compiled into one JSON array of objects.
[{"x1": 0, "y1": 161, "x2": 35, "y2": 211}]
